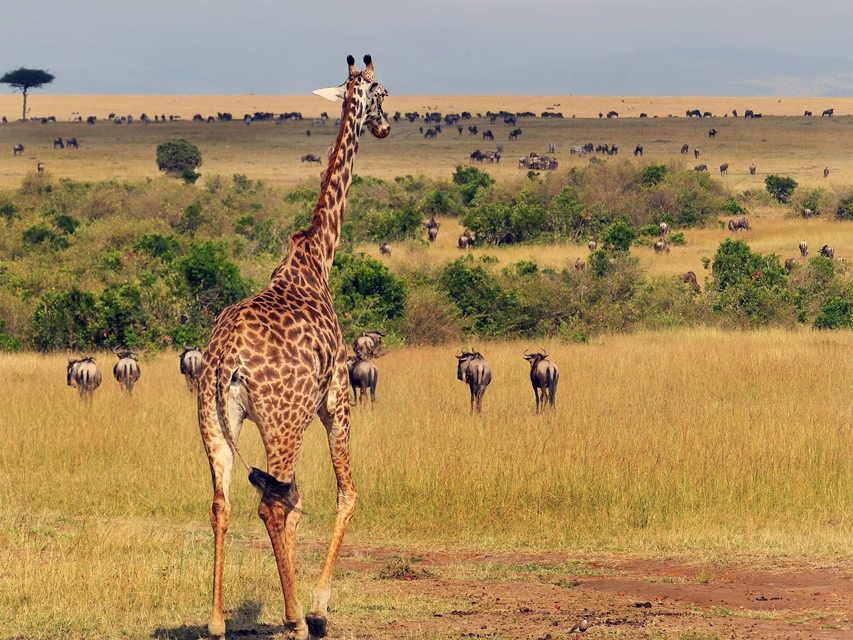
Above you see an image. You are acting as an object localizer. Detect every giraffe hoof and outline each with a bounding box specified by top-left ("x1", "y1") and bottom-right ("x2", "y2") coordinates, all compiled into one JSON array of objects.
[{"x1": 306, "y1": 613, "x2": 327, "y2": 638}]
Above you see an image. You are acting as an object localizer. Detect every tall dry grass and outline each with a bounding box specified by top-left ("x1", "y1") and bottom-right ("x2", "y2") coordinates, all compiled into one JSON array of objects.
[{"x1": 3, "y1": 331, "x2": 853, "y2": 636}]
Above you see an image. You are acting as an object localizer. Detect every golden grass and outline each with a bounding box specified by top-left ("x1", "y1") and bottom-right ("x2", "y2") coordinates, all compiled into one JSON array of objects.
[
  {"x1": 3, "y1": 329, "x2": 853, "y2": 636},
  {"x1": 2, "y1": 94, "x2": 853, "y2": 191}
]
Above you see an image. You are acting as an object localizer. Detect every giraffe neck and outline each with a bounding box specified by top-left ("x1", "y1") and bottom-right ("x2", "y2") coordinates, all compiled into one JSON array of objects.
[{"x1": 304, "y1": 81, "x2": 366, "y2": 277}]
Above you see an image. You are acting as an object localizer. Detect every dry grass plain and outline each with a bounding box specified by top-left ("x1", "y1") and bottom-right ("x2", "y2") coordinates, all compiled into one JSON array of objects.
[{"x1": 4, "y1": 332, "x2": 853, "y2": 639}]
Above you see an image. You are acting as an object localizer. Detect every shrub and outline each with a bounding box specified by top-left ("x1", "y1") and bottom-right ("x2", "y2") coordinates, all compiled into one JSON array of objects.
[
  {"x1": 440, "y1": 256, "x2": 523, "y2": 336},
  {"x1": 176, "y1": 202, "x2": 204, "y2": 238},
  {"x1": 399, "y1": 287, "x2": 463, "y2": 345},
  {"x1": 639, "y1": 164, "x2": 667, "y2": 187},
  {"x1": 0, "y1": 202, "x2": 18, "y2": 225},
  {"x1": 452, "y1": 165, "x2": 495, "y2": 205},
  {"x1": 836, "y1": 194, "x2": 853, "y2": 221},
  {"x1": 135, "y1": 233, "x2": 181, "y2": 262},
  {"x1": 814, "y1": 296, "x2": 853, "y2": 329},
  {"x1": 764, "y1": 175, "x2": 797, "y2": 203},
  {"x1": 156, "y1": 139, "x2": 202, "y2": 176},
  {"x1": 602, "y1": 220, "x2": 636, "y2": 253},
  {"x1": 30, "y1": 287, "x2": 98, "y2": 351}
]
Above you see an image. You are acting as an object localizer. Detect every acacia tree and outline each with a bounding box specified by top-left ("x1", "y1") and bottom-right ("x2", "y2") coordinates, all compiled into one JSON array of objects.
[{"x1": 0, "y1": 67, "x2": 55, "y2": 121}]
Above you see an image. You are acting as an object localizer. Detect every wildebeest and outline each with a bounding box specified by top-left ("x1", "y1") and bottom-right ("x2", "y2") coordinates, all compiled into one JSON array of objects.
[
  {"x1": 784, "y1": 258, "x2": 800, "y2": 272},
  {"x1": 428, "y1": 226, "x2": 438, "y2": 243},
  {"x1": 456, "y1": 350, "x2": 491, "y2": 415},
  {"x1": 682, "y1": 271, "x2": 699, "y2": 291},
  {"x1": 719, "y1": 163, "x2": 729, "y2": 175},
  {"x1": 67, "y1": 357, "x2": 102, "y2": 400},
  {"x1": 822, "y1": 108, "x2": 834, "y2": 117},
  {"x1": 824, "y1": 167, "x2": 830, "y2": 178},
  {"x1": 680, "y1": 143, "x2": 689, "y2": 154},
  {"x1": 458, "y1": 231, "x2": 476, "y2": 249},
  {"x1": 523, "y1": 349, "x2": 559, "y2": 412},
  {"x1": 708, "y1": 128, "x2": 717, "y2": 138},
  {"x1": 802, "y1": 208, "x2": 812, "y2": 218},
  {"x1": 654, "y1": 238, "x2": 669, "y2": 253},
  {"x1": 659, "y1": 222, "x2": 669, "y2": 236},
  {"x1": 347, "y1": 355, "x2": 378, "y2": 405},
  {"x1": 694, "y1": 148, "x2": 700, "y2": 159},
  {"x1": 53, "y1": 137, "x2": 64, "y2": 149},
  {"x1": 588, "y1": 240, "x2": 597, "y2": 252},
  {"x1": 509, "y1": 128, "x2": 521, "y2": 141},
  {"x1": 820, "y1": 245, "x2": 835, "y2": 259},
  {"x1": 13, "y1": 144, "x2": 23, "y2": 156},
  {"x1": 66, "y1": 137, "x2": 78, "y2": 149},
  {"x1": 353, "y1": 330, "x2": 384, "y2": 359},
  {"x1": 424, "y1": 128, "x2": 437, "y2": 139},
  {"x1": 482, "y1": 129, "x2": 493, "y2": 140},
  {"x1": 112, "y1": 348, "x2": 141, "y2": 394},
  {"x1": 744, "y1": 109, "x2": 754, "y2": 118},
  {"x1": 301, "y1": 154, "x2": 322, "y2": 164},
  {"x1": 606, "y1": 111, "x2": 619, "y2": 118},
  {"x1": 728, "y1": 217, "x2": 751, "y2": 231},
  {"x1": 694, "y1": 164, "x2": 707, "y2": 171},
  {"x1": 749, "y1": 164, "x2": 756, "y2": 175},
  {"x1": 379, "y1": 242, "x2": 391, "y2": 257},
  {"x1": 804, "y1": 110, "x2": 813, "y2": 117},
  {"x1": 37, "y1": 162, "x2": 44, "y2": 172},
  {"x1": 799, "y1": 241, "x2": 808, "y2": 258},
  {"x1": 574, "y1": 258, "x2": 586, "y2": 271},
  {"x1": 633, "y1": 144, "x2": 643, "y2": 156},
  {"x1": 179, "y1": 345, "x2": 203, "y2": 391}
]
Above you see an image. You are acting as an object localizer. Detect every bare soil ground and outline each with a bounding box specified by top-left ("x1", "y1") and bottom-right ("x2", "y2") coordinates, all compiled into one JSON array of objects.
[{"x1": 166, "y1": 546, "x2": 853, "y2": 640}]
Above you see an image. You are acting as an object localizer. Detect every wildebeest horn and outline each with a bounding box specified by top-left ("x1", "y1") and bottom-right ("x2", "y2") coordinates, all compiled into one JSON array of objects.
[
  {"x1": 112, "y1": 346, "x2": 121, "y2": 354},
  {"x1": 541, "y1": 349, "x2": 548, "y2": 358}
]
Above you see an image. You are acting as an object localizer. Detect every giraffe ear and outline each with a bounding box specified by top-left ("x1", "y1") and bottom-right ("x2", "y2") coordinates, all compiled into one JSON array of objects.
[{"x1": 312, "y1": 85, "x2": 346, "y2": 102}]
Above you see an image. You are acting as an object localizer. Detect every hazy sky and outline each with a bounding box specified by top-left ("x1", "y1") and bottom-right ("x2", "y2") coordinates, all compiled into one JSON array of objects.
[{"x1": 2, "y1": 0, "x2": 853, "y2": 95}]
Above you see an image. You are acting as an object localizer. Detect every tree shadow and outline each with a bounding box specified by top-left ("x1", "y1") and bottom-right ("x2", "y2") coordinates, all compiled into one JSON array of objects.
[{"x1": 152, "y1": 599, "x2": 283, "y2": 640}]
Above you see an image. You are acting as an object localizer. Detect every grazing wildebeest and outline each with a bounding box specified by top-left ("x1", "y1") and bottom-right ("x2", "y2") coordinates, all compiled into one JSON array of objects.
[
  {"x1": 703, "y1": 111, "x2": 713, "y2": 118},
  {"x1": 482, "y1": 129, "x2": 493, "y2": 140},
  {"x1": 37, "y1": 162, "x2": 44, "y2": 172},
  {"x1": 346, "y1": 355, "x2": 378, "y2": 405},
  {"x1": 719, "y1": 163, "x2": 729, "y2": 175},
  {"x1": 659, "y1": 222, "x2": 669, "y2": 236},
  {"x1": 13, "y1": 144, "x2": 23, "y2": 156},
  {"x1": 728, "y1": 217, "x2": 751, "y2": 231},
  {"x1": 633, "y1": 144, "x2": 643, "y2": 156},
  {"x1": 424, "y1": 128, "x2": 437, "y2": 139},
  {"x1": 824, "y1": 167, "x2": 830, "y2": 178},
  {"x1": 708, "y1": 128, "x2": 717, "y2": 138},
  {"x1": 682, "y1": 271, "x2": 699, "y2": 290},
  {"x1": 423, "y1": 215, "x2": 439, "y2": 231},
  {"x1": 732, "y1": 110, "x2": 738, "y2": 118},
  {"x1": 654, "y1": 238, "x2": 668, "y2": 253},
  {"x1": 428, "y1": 226, "x2": 438, "y2": 243},
  {"x1": 694, "y1": 148, "x2": 700, "y2": 159},
  {"x1": 574, "y1": 258, "x2": 586, "y2": 271},
  {"x1": 686, "y1": 109, "x2": 702, "y2": 118},
  {"x1": 820, "y1": 245, "x2": 834, "y2": 259},
  {"x1": 53, "y1": 137, "x2": 64, "y2": 149},
  {"x1": 784, "y1": 258, "x2": 799, "y2": 272},
  {"x1": 67, "y1": 357, "x2": 102, "y2": 400},
  {"x1": 799, "y1": 241, "x2": 808, "y2": 257},
  {"x1": 180, "y1": 345, "x2": 203, "y2": 391},
  {"x1": 379, "y1": 242, "x2": 391, "y2": 257},
  {"x1": 607, "y1": 111, "x2": 619, "y2": 118},
  {"x1": 804, "y1": 110, "x2": 813, "y2": 117},
  {"x1": 305, "y1": 129, "x2": 311, "y2": 136},
  {"x1": 456, "y1": 350, "x2": 491, "y2": 416},
  {"x1": 694, "y1": 164, "x2": 707, "y2": 171},
  {"x1": 66, "y1": 137, "x2": 78, "y2": 149},
  {"x1": 822, "y1": 108, "x2": 834, "y2": 117},
  {"x1": 680, "y1": 143, "x2": 689, "y2": 154},
  {"x1": 469, "y1": 125, "x2": 478, "y2": 135},
  {"x1": 457, "y1": 125, "x2": 463, "y2": 135},
  {"x1": 301, "y1": 154, "x2": 322, "y2": 164},
  {"x1": 744, "y1": 109, "x2": 754, "y2": 118},
  {"x1": 588, "y1": 240, "x2": 597, "y2": 252},
  {"x1": 113, "y1": 348, "x2": 141, "y2": 394},
  {"x1": 353, "y1": 330, "x2": 385, "y2": 359},
  {"x1": 802, "y1": 208, "x2": 812, "y2": 218},
  {"x1": 509, "y1": 128, "x2": 521, "y2": 141},
  {"x1": 749, "y1": 164, "x2": 756, "y2": 175},
  {"x1": 524, "y1": 349, "x2": 559, "y2": 412}
]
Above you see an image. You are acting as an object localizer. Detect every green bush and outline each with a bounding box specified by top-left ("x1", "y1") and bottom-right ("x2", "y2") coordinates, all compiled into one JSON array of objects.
[
  {"x1": 765, "y1": 175, "x2": 798, "y2": 203},
  {"x1": 639, "y1": 164, "x2": 667, "y2": 187},
  {"x1": 30, "y1": 287, "x2": 98, "y2": 351},
  {"x1": 836, "y1": 195, "x2": 853, "y2": 221},
  {"x1": 814, "y1": 296, "x2": 853, "y2": 329},
  {"x1": 452, "y1": 165, "x2": 494, "y2": 205},
  {"x1": 602, "y1": 221, "x2": 636, "y2": 253},
  {"x1": 156, "y1": 138, "x2": 202, "y2": 176}
]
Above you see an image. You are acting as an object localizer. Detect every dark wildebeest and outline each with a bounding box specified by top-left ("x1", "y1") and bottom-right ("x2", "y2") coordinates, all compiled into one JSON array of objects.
[
  {"x1": 719, "y1": 163, "x2": 729, "y2": 175},
  {"x1": 744, "y1": 109, "x2": 754, "y2": 119},
  {"x1": 799, "y1": 241, "x2": 808, "y2": 258},
  {"x1": 523, "y1": 349, "x2": 559, "y2": 412},
  {"x1": 66, "y1": 137, "x2": 78, "y2": 149},
  {"x1": 53, "y1": 137, "x2": 64, "y2": 149},
  {"x1": 67, "y1": 357, "x2": 102, "y2": 400},
  {"x1": 633, "y1": 144, "x2": 643, "y2": 156},
  {"x1": 784, "y1": 258, "x2": 800, "y2": 272},
  {"x1": 13, "y1": 144, "x2": 23, "y2": 156},
  {"x1": 680, "y1": 143, "x2": 689, "y2": 154},
  {"x1": 37, "y1": 162, "x2": 44, "y2": 172},
  {"x1": 346, "y1": 355, "x2": 378, "y2": 405},
  {"x1": 694, "y1": 148, "x2": 700, "y2": 159},
  {"x1": 379, "y1": 242, "x2": 391, "y2": 257},
  {"x1": 423, "y1": 216, "x2": 439, "y2": 231},
  {"x1": 574, "y1": 258, "x2": 586, "y2": 271},
  {"x1": 180, "y1": 345, "x2": 203, "y2": 391},
  {"x1": 509, "y1": 128, "x2": 521, "y2": 141},
  {"x1": 654, "y1": 238, "x2": 669, "y2": 253},
  {"x1": 750, "y1": 164, "x2": 756, "y2": 175},
  {"x1": 588, "y1": 240, "x2": 597, "y2": 252},
  {"x1": 708, "y1": 128, "x2": 717, "y2": 138},
  {"x1": 482, "y1": 129, "x2": 493, "y2": 140},
  {"x1": 424, "y1": 128, "x2": 437, "y2": 139},
  {"x1": 728, "y1": 217, "x2": 751, "y2": 232},
  {"x1": 824, "y1": 167, "x2": 830, "y2": 178},
  {"x1": 300, "y1": 153, "x2": 322, "y2": 165},
  {"x1": 428, "y1": 226, "x2": 438, "y2": 243},
  {"x1": 802, "y1": 208, "x2": 812, "y2": 218},
  {"x1": 456, "y1": 350, "x2": 491, "y2": 416},
  {"x1": 113, "y1": 348, "x2": 141, "y2": 394},
  {"x1": 820, "y1": 245, "x2": 835, "y2": 259},
  {"x1": 804, "y1": 110, "x2": 813, "y2": 117},
  {"x1": 682, "y1": 271, "x2": 699, "y2": 291},
  {"x1": 694, "y1": 164, "x2": 707, "y2": 171},
  {"x1": 353, "y1": 330, "x2": 384, "y2": 359},
  {"x1": 822, "y1": 108, "x2": 834, "y2": 117},
  {"x1": 659, "y1": 222, "x2": 669, "y2": 236}
]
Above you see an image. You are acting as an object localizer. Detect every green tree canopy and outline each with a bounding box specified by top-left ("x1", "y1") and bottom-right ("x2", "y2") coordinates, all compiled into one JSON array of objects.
[
  {"x1": 0, "y1": 67, "x2": 55, "y2": 120},
  {"x1": 156, "y1": 139, "x2": 203, "y2": 176}
]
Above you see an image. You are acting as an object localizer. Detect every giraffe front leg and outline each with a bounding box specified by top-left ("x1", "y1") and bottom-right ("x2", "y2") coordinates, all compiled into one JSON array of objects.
[{"x1": 311, "y1": 400, "x2": 358, "y2": 638}]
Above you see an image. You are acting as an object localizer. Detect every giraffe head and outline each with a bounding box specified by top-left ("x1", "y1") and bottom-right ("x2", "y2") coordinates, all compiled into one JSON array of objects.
[{"x1": 313, "y1": 54, "x2": 390, "y2": 139}]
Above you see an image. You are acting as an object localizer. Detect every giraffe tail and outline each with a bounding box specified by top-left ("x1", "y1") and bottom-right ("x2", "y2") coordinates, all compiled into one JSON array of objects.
[{"x1": 248, "y1": 467, "x2": 299, "y2": 511}]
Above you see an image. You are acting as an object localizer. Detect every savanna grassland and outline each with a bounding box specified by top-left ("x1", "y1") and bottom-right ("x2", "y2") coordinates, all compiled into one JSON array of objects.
[{"x1": 4, "y1": 95, "x2": 853, "y2": 639}]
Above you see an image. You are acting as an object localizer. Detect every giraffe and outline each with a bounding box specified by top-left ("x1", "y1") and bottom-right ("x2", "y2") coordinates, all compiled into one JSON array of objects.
[{"x1": 197, "y1": 54, "x2": 389, "y2": 640}]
